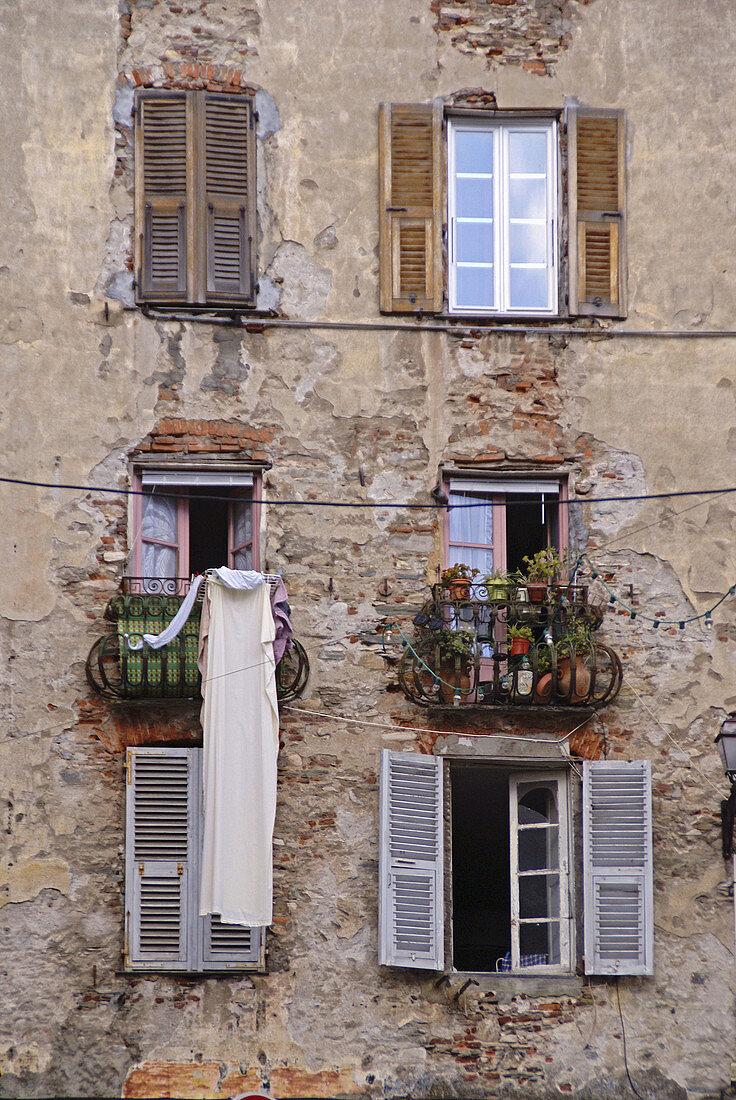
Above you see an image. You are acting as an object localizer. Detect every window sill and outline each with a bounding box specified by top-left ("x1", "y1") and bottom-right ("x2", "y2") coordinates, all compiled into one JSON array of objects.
[{"x1": 446, "y1": 971, "x2": 584, "y2": 998}]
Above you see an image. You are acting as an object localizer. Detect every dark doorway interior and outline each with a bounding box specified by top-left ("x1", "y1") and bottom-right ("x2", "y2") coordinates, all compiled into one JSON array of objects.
[
  {"x1": 188, "y1": 489, "x2": 229, "y2": 574},
  {"x1": 450, "y1": 764, "x2": 510, "y2": 972}
]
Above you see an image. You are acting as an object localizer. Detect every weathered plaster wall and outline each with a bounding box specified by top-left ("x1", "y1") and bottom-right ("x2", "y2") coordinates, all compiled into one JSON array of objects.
[{"x1": 2, "y1": 0, "x2": 736, "y2": 1097}]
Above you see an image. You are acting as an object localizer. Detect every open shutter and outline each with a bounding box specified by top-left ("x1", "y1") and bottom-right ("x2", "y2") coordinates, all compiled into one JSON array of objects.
[
  {"x1": 567, "y1": 106, "x2": 626, "y2": 318},
  {"x1": 379, "y1": 104, "x2": 443, "y2": 313},
  {"x1": 136, "y1": 92, "x2": 190, "y2": 302},
  {"x1": 202, "y1": 93, "x2": 256, "y2": 306},
  {"x1": 583, "y1": 760, "x2": 653, "y2": 976},
  {"x1": 378, "y1": 749, "x2": 444, "y2": 970},
  {"x1": 125, "y1": 747, "x2": 196, "y2": 969}
]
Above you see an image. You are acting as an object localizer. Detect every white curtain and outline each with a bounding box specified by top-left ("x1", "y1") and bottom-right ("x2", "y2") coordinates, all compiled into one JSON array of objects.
[
  {"x1": 231, "y1": 499, "x2": 253, "y2": 569},
  {"x1": 199, "y1": 579, "x2": 278, "y2": 926},
  {"x1": 449, "y1": 490, "x2": 494, "y2": 574},
  {"x1": 141, "y1": 493, "x2": 178, "y2": 578}
]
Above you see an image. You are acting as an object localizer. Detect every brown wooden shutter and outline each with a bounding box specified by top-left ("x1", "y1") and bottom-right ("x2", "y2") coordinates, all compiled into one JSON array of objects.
[
  {"x1": 136, "y1": 92, "x2": 190, "y2": 303},
  {"x1": 379, "y1": 103, "x2": 443, "y2": 313},
  {"x1": 201, "y1": 93, "x2": 256, "y2": 307},
  {"x1": 567, "y1": 106, "x2": 626, "y2": 318}
]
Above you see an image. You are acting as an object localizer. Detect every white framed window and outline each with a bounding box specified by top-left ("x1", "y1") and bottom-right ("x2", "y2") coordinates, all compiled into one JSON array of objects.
[
  {"x1": 447, "y1": 118, "x2": 558, "y2": 315},
  {"x1": 379, "y1": 751, "x2": 653, "y2": 976},
  {"x1": 124, "y1": 746, "x2": 265, "y2": 972}
]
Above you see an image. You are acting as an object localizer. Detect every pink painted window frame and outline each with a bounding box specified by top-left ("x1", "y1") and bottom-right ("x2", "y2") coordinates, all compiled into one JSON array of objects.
[
  {"x1": 441, "y1": 476, "x2": 568, "y2": 571},
  {"x1": 130, "y1": 470, "x2": 262, "y2": 578}
]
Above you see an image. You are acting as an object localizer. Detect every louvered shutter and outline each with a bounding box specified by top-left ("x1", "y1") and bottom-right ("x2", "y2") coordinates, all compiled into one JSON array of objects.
[
  {"x1": 583, "y1": 760, "x2": 653, "y2": 976},
  {"x1": 378, "y1": 749, "x2": 444, "y2": 970},
  {"x1": 136, "y1": 93, "x2": 189, "y2": 302},
  {"x1": 567, "y1": 106, "x2": 626, "y2": 318},
  {"x1": 379, "y1": 104, "x2": 443, "y2": 313},
  {"x1": 200, "y1": 916, "x2": 264, "y2": 969},
  {"x1": 126, "y1": 747, "x2": 196, "y2": 969},
  {"x1": 202, "y1": 93, "x2": 256, "y2": 306}
]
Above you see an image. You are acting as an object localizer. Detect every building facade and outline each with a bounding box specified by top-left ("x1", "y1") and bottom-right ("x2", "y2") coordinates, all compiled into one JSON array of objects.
[{"x1": 2, "y1": 1, "x2": 736, "y2": 1097}]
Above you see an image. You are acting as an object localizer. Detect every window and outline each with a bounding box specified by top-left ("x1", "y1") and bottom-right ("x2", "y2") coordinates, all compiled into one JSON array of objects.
[
  {"x1": 135, "y1": 89, "x2": 256, "y2": 308},
  {"x1": 379, "y1": 103, "x2": 626, "y2": 318},
  {"x1": 378, "y1": 751, "x2": 653, "y2": 976},
  {"x1": 448, "y1": 119, "x2": 557, "y2": 314},
  {"x1": 443, "y1": 476, "x2": 567, "y2": 576},
  {"x1": 130, "y1": 468, "x2": 260, "y2": 583},
  {"x1": 125, "y1": 747, "x2": 264, "y2": 971}
]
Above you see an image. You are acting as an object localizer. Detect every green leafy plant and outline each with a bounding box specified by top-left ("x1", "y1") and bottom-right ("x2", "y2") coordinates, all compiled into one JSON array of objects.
[
  {"x1": 558, "y1": 618, "x2": 592, "y2": 654},
  {"x1": 507, "y1": 624, "x2": 534, "y2": 643},
  {"x1": 522, "y1": 547, "x2": 564, "y2": 585},
  {"x1": 434, "y1": 628, "x2": 475, "y2": 662}
]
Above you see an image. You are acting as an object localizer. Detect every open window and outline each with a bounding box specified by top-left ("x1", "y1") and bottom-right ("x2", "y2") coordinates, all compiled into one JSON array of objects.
[
  {"x1": 443, "y1": 475, "x2": 568, "y2": 576},
  {"x1": 130, "y1": 467, "x2": 260, "y2": 585},
  {"x1": 378, "y1": 750, "x2": 653, "y2": 976}
]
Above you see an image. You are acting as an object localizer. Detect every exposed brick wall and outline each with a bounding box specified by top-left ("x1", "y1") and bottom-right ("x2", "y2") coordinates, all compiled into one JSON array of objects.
[
  {"x1": 432, "y1": 0, "x2": 595, "y2": 74},
  {"x1": 125, "y1": 60, "x2": 256, "y2": 95},
  {"x1": 131, "y1": 417, "x2": 273, "y2": 462}
]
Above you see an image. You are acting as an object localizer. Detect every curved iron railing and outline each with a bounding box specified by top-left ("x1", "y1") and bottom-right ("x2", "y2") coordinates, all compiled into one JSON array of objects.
[
  {"x1": 87, "y1": 580, "x2": 309, "y2": 702},
  {"x1": 396, "y1": 583, "x2": 621, "y2": 709}
]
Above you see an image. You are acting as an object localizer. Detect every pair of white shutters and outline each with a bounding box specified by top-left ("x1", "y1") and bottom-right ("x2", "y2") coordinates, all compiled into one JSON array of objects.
[
  {"x1": 378, "y1": 751, "x2": 653, "y2": 976},
  {"x1": 125, "y1": 747, "x2": 264, "y2": 971}
]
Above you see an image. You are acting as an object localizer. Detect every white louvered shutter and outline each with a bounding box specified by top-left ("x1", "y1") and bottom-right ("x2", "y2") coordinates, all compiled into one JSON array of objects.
[
  {"x1": 378, "y1": 749, "x2": 444, "y2": 970},
  {"x1": 583, "y1": 760, "x2": 653, "y2": 976},
  {"x1": 126, "y1": 747, "x2": 197, "y2": 969}
]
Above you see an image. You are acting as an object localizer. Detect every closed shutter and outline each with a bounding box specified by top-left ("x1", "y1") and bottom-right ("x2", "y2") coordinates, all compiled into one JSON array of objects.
[
  {"x1": 582, "y1": 760, "x2": 653, "y2": 976},
  {"x1": 379, "y1": 104, "x2": 443, "y2": 313},
  {"x1": 200, "y1": 916, "x2": 264, "y2": 969},
  {"x1": 203, "y1": 94, "x2": 256, "y2": 306},
  {"x1": 567, "y1": 106, "x2": 626, "y2": 318},
  {"x1": 378, "y1": 749, "x2": 444, "y2": 970},
  {"x1": 126, "y1": 747, "x2": 196, "y2": 969},
  {"x1": 136, "y1": 93, "x2": 189, "y2": 302}
]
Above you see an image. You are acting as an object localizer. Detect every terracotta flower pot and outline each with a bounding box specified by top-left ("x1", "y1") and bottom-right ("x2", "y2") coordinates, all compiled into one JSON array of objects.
[
  {"x1": 448, "y1": 578, "x2": 471, "y2": 600},
  {"x1": 439, "y1": 665, "x2": 471, "y2": 703},
  {"x1": 556, "y1": 656, "x2": 591, "y2": 702},
  {"x1": 510, "y1": 637, "x2": 530, "y2": 657},
  {"x1": 526, "y1": 583, "x2": 548, "y2": 604},
  {"x1": 534, "y1": 672, "x2": 553, "y2": 703}
]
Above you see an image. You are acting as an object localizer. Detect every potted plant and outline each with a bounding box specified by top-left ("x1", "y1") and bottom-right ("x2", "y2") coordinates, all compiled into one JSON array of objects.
[
  {"x1": 507, "y1": 623, "x2": 533, "y2": 657},
  {"x1": 483, "y1": 569, "x2": 511, "y2": 602},
  {"x1": 521, "y1": 547, "x2": 563, "y2": 603},
  {"x1": 440, "y1": 563, "x2": 479, "y2": 601},
  {"x1": 556, "y1": 619, "x2": 592, "y2": 702},
  {"x1": 434, "y1": 628, "x2": 475, "y2": 702}
]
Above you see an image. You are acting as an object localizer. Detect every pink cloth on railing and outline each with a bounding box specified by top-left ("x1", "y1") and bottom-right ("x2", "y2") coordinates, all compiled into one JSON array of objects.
[{"x1": 270, "y1": 578, "x2": 293, "y2": 665}]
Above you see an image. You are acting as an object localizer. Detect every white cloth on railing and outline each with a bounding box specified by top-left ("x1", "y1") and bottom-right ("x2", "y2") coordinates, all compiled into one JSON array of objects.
[
  {"x1": 198, "y1": 575, "x2": 278, "y2": 927},
  {"x1": 208, "y1": 567, "x2": 264, "y2": 590},
  {"x1": 125, "y1": 573, "x2": 205, "y2": 651}
]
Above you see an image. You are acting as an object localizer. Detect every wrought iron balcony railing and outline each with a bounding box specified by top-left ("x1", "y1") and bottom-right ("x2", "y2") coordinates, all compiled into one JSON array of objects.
[
  {"x1": 396, "y1": 582, "x2": 622, "y2": 709},
  {"x1": 86, "y1": 578, "x2": 309, "y2": 702}
]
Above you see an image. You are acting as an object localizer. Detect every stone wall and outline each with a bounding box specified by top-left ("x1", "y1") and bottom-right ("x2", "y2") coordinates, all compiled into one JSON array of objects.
[{"x1": 2, "y1": 1, "x2": 736, "y2": 1098}]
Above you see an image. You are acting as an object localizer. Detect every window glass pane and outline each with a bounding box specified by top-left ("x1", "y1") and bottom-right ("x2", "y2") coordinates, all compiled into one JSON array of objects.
[
  {"x1": 519, "y1": 825, "x2": 558, "y2": 872},
  {"x1": 456, "y1": 176, "x2": 493, "y2": 219},
  {"x1": 456, "y1": 221, "x2": 493, "y2": 264},
  {"x1": 448, "y1": 490, "x2": 494, "y2": 574},
  {"x1": 456, "y1": 266, "x2": 494, "y2": 310},
  {"x1": 519, "y1": 873, "x2": 560, "y2": 919},
  {"x1": 520, "y1": 921, "x2": 560, "y2": 965},
  {"x1": 231, "y1": 498, "x2": 253, "y2": 569},
  {"x1": 455, "y1": 129, "x2": 493, "y2": 174},
  {"x1": 509, "y1": 267, "x2": 548, "y2": 310},
  {"x1": 508, "y1": 177, "x2": 547, "y2": 220},
  {"x1": 509, "y1": 221, "x2": 546, "y2": 265},
  {"x1": 518, "y1": 784, "x2": 558, "y2": 825},
  {"x1": 509, "y1": 131, "x2": 547, "y2": 175},
  {"x1": 141, "y1": 493, "x2": 179, "y2": 579}
]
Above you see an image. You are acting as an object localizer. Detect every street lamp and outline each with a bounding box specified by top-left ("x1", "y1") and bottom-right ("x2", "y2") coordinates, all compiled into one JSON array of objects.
[{"x1": 716, "y1": 714, "x2": 736, "y2": 783}]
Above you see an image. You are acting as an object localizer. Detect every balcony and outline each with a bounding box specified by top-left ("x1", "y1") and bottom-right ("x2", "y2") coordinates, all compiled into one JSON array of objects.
[
  {"x1": 86, "y1": 577, "x2": 309, "y2": 702},
  {"x1": 396, "y1": 581, "x2": 622, "y2": 710}
]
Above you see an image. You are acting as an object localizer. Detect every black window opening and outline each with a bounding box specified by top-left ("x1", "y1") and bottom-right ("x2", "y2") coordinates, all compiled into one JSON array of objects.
[{"x1": 505, "y1": 492, "x2": 560, "y2": 575}]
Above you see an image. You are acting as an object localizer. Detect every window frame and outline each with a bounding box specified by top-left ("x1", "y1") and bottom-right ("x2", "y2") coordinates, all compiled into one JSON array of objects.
[
  {"x1": 447, "y1": 115, "x2": 559, "y2": 316},
  {"x1": 441, "y1": 474, "x2": 569, "y2": 575},
  {"x1": 129, "y1": 467, "x2": 262, "y2": 580},
  {"x1": 134, "y1": 88, "x2": 257, "y2": 309}
]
